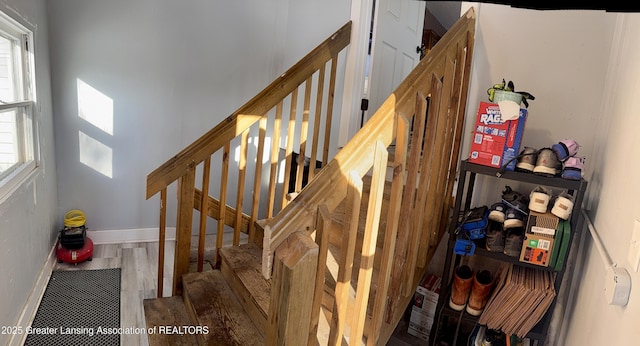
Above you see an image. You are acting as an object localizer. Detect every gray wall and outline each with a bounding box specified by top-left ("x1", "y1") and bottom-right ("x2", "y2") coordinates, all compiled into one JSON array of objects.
[
  {"x1": 462, "y1": 3, "x2": 611, "y2": 206},
  {"x1": 12, "y1": 2, "x2": 634, "y2": 344},
  {"x1": 47, "y1": 0, "x2": 350, "y2": 231},
  {"x1": 462, "y1": 3, "x2": 640, "y2": 344},
  {"x1": 562, "y1": 13, "x2": 640, "y2": 346},
  {"x1": 0, "y1": 0, "x2": 56, "y2": 344},
  {"x1": 427, "y1": 1, "x2": 461, "y2": 32}
]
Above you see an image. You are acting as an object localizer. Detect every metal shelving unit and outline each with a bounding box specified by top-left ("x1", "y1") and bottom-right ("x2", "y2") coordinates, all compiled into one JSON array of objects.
[{"x1": 429, "y1": 160, "x2": 588, "y2": 346}]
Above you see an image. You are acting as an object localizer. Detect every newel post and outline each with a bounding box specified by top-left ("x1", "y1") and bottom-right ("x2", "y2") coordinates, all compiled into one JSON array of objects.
[
  {"x1": 266, "y1": 231, "x2": 319, "y2": 346},
  {"x1": 173, "y1": 169, "x2": 196, "y2": 295}
]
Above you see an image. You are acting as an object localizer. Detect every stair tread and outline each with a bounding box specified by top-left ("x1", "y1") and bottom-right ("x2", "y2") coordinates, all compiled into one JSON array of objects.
[
  {"x1": 225, "y1": 242, "x2": 264, "y2": 262},
  {"x1": 219, "y1": 243, "x2": 270, "y2": 332},
  {"x1": 183, "y1": 270, "x2": 264, "y2": 345},
  {"x1": 143, "y1": 296, "x2": 199, "y2": 346}
]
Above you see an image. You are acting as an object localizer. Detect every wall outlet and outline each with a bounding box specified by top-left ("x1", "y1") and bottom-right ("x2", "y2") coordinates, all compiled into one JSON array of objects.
[{"x1": 628, "y1": 219, "x2": 640, "y2": 272}]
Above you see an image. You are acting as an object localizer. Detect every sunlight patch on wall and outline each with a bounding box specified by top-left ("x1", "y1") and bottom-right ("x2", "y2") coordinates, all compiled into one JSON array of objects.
[
  {"x1": 233, "y1": 136, "x2": 273, "y2": 165},
  {"x1": 277, "y1": 158, "x2": 286, "y2": 184},
  {"x1": 79, "y1": 131, "x2": 113, "y2": 178},
  {"x1": 77, "y1": 78, "x2": 113, "y2": 135}
]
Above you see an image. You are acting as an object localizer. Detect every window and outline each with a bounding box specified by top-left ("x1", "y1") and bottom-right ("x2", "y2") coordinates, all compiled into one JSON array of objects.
[{"x1": 0, "y1": 10, "x2": 36, "y2": 200}]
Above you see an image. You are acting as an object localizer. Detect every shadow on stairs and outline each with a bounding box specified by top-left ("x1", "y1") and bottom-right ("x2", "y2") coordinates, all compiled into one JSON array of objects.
[
  {"x1": 143, "y1": 244, "x2": 267, "y2": 346},
  {"x1": 144, "y1": 187, "x2": 432, "y2": 346}
]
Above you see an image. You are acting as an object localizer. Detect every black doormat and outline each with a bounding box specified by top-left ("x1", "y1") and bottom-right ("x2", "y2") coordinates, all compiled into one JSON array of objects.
[{"x1": 24, "y1": 268, "x2": 121, "y2": 346}]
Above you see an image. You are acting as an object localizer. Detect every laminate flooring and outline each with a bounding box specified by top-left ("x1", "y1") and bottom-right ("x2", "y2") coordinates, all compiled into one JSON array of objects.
[
  {"x1": 53, "y1": 230, "x2": 234, "y2": 346},
  {"x1": 53, "y1": 240, "x2": 172, "y2": 346},
  {"x1": 51, "y1": 233, "x2": 424, "y2": 346}
]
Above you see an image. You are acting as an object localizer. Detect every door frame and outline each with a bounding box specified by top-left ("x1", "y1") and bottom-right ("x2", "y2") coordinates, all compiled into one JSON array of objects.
[
  {"x1": 337, "y1": 0, "x2": 375, "y2": 147},
  {"x1": 339, "y1": 0, "x2": 427, "y2": 147}
]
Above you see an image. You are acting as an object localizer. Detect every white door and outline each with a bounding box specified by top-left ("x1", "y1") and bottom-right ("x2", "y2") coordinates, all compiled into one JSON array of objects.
[{"x1": 367, "y1": 0, "x2": 425, "y2": 118}]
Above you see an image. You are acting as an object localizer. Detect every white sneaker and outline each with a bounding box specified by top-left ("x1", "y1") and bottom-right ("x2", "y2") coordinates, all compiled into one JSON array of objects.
[
  {"x1": 551, "y1": 191, "x2": 574, "y2": 220},
  {"x1": 529, "y1": 186, "x2": 552, "y2": 213}
]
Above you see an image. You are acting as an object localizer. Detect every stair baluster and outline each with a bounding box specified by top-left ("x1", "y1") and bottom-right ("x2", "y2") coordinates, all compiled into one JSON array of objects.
[{"x1": 145, "y1": 9, "x2": 477, "y2": 344}]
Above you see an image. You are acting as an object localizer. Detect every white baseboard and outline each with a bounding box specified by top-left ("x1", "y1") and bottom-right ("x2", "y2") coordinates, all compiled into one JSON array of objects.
[
  {"x1": 9, "y1": 244, "x2": 57, "y2": 346},
  {"x1": 87, "y1": 227, "x2": 177, "y2": 244},
  {"x1": 10, "y1": 227, "x2": 177, "y2": 345}
]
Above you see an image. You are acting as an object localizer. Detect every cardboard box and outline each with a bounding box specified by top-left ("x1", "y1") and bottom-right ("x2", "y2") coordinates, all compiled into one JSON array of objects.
[
  {"x1": 519, "y1": 211, "x2": 559, "y2": 267},
  {"x1": 468, "y1": 102, "x2": 528, "y2": 171},
  {"x1": 408, "y1": 312, "x2": 433, "y2": 341},
  {"x1": 408, "y1": 274, "x2": 440, "y2": 340},
  {"x1": 520, "y1": 233, "x2": 555, "y2": 266},
  {"x1": 412, "y1": 274, "x2": 440, "y2": 312}
]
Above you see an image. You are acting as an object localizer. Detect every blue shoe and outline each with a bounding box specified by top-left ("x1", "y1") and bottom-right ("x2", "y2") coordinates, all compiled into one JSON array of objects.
[
  {"x1": 561, "y1": 156, "x2": 584, "y2": 180},
  {"x1": 552, "y1": 139, "x2": 580, "y2": 161}
]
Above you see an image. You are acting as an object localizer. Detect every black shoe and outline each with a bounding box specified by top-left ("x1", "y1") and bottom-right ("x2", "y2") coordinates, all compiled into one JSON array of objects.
[
  {"x1": 485, "y1": 220, "x2": 505, "y2": 252},
  {"x1": 504, "y1": 227, "x2": 525, "y2": 257},
  {"x1": 501, "y1": 186, "x2": 529, "y2": 215}
]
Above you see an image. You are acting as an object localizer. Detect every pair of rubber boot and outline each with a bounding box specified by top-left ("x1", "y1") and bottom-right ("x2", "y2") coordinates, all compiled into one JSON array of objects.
[{"x1": 448, "y1": 265, "x2": 494, "y2": 316}]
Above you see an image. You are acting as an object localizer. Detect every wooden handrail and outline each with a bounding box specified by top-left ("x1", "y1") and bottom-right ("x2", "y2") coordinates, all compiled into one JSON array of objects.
[
  {"x1": 146, "y1": 21, "x2": 352, "y2": 295},
  {"x1": 263, "y1": 8, "x2": 476, "y2": 276},
  {"x1": 264, "y1": 8, "x2": 476, "y2": 345},
  {"x1": 145, "y1": 8, "x2": 476, "y2": 344},
  {"x1": 146, "y1": 21, "x2": 352, "y2": 200}
]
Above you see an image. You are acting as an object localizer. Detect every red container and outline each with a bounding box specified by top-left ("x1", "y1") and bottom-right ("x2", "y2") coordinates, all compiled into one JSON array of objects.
[
  {"x1": 56, "y1": 237, "x2": 94, "y2": 264},
  {"x1": 468, "y1": 102, "x2": 528, "y2": 171}
]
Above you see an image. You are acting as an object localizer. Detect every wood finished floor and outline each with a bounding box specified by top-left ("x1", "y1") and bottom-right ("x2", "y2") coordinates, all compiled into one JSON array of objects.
[
  {"x1": 51, "y1": 234, "x2": 424, "y2": 346},
  {"x1": 54, "y1": 240, "x2": 175, "y2": 346}
]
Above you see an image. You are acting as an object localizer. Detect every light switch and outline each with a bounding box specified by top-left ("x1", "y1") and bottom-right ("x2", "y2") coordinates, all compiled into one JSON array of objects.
[{"x1": 628, "y1": 219, "x2": 640, "y2": 272}]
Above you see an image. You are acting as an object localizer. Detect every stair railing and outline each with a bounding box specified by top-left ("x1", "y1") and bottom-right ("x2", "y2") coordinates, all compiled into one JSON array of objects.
[
  {"x1": 263, "y1": 9, "x2": 476, "y2": 345},
  {"x1": 146, "y1": 21, "x2": 352, "y2": 296}
]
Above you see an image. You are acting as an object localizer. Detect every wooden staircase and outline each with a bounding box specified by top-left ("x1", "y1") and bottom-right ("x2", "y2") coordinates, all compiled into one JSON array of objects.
[
  {"x1": 144, "y1": 177, "x2": 392, "y2": 345},
  {"x1": 144, "y1": 244, "x2": 266, "y2": 345},
  {"x1": 143, "y1": 9, "x2": 476, "y2": 346}
]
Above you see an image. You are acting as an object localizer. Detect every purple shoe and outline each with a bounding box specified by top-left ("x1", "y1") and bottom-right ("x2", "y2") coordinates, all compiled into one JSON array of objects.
[
  {"x1": 552, "y1": 139, "x2": 580, "y2": 161},
  {"x1": 562, "y1": 156, "x2": 584, "y2": 180}
]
